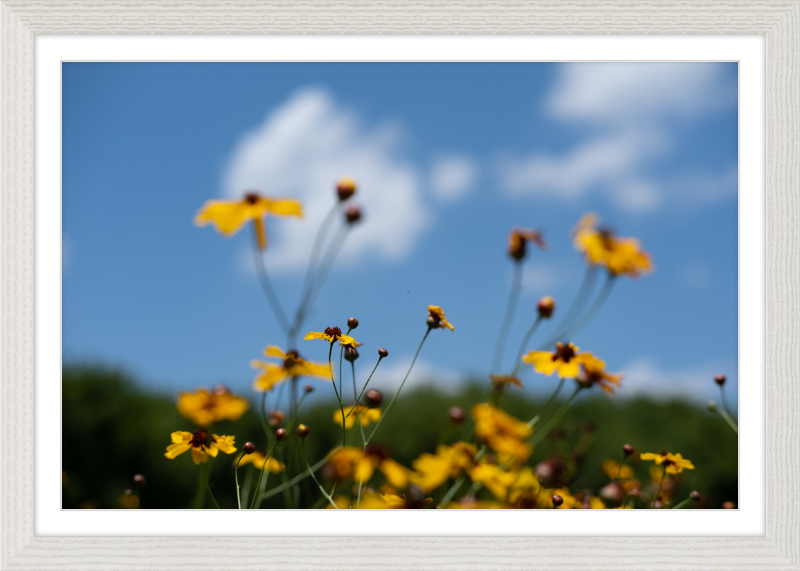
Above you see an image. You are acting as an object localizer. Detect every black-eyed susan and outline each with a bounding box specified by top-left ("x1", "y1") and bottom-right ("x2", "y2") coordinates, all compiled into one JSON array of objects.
[
  {"x1": 334, "y1": 403, "x2": 381, "y2": 429},
  {"x1": 164, "y1": 429, "x2": 236, "y2": 464},
  {"x1": 577, "y1": 357, "x2": 624, "y2": 393},
  {"x1": 250, "y1": 346, "x2": 329, "y2": 392},
  {"x1": 176, "y1": 387, "x2": 249, "y2": 427},
  {"x1": 194, "y1": 192, "x2": 303, "y2": 250},
  {"x1": 507, "y1": 228, "x2": 547, "y2": 261},
  {"x1": 640, "y1": 451, "x2": 695, "y2": 474},
  {"x1": 522, "y1": 342, "x2": 597, "y2": 379},
  {"x1": 572, "y1": 213, "x2": 652, "y2": 278},
  {"x1": 236, "y1": 450, "x2": 285, "y2": 474},
  {"x1": 427, "y1": 305, "x2": 454, "y2": 331},
  {"x1": 303, "y1": 326, "x2": 358, "y2": 346}
]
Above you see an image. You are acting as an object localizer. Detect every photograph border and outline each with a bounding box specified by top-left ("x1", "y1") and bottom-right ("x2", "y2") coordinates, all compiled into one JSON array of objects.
[{"x1": 2, "y1": 1, "x2": 798, "y2": 569}]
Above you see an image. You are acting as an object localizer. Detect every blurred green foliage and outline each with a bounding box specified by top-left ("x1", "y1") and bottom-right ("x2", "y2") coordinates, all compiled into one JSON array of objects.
[{"x1": 63, "y1": 365, "x2": 737, "y2": 509}]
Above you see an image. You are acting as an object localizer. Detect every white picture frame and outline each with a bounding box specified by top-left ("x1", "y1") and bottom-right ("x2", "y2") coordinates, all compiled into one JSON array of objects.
[{"x1": 1, "y1": 1, "x2": 798, "y2": 568}]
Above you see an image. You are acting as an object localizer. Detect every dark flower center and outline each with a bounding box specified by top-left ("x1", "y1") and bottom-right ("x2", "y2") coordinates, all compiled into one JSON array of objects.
[
  {"x1": 244, "y1": 192, "x2": 259, "y2": 204},
  {"x1": 284, "y1": 349, "x2": 300, "y2": 369},
  {"x1": 364, "y1": 443, "x2": 390, "y2": 460},
  {"x1": 598, "y1": 227, "x2": 615, "y2": 249},
  {"x1": 324, "y1": 326, "x2": 342, "y2": 339},
  {"x1": 190, "y1": 429, "x2": 210, "y2": 448},
  {"x1": 553, "y1": 344, "x2": 576, "y2": 363}
]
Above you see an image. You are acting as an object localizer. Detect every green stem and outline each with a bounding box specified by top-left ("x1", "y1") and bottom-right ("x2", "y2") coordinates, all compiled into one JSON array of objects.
[
  {"x1": 193, "y1": 462, "x2": 208, "y2": 509},
  {"x1": 203, "y1": 464, "x2": 221, "y2": 509},
  {"x1": 616, "y1": 455, "x2": 628, "y2": 481},
  {"x1": 366, "y1": 327, "x2": 431, "y2": 445},
  {"x1": 529, "y1": 386, "x2": 581, "y2": 448},
  {"x1": 235, "y1": 454, "x2": 245, "y2": 509},
  {"x1": 439, "y1": 475, "x2": 466, "y2": 507},
  {"x1": 249, "y1": 442, "x2": 278, "y2": 509},
  {"x1": 652, "y1": 468, "x2": 665, "y2": 508},
  {"x1": 328, "y1": 341, "x2": 349, "y2": 507},
  {"x1": 671, "y1": 496, "x2": 693, "y2": 509},
  {"x1": 352, "y1": 361, "x2": 367, "y2": 447},
  {"x1": 492, "y1": 261, "x2": 522, "y2": 373},
  {"x1": 346, "y1": 356, "x2": 385, "y2": 419},
  {"x1": 252, "y1": 232, "x2": 290, "y2": 335},
  {"x1": 338, "y1": 327, "x2": 352, "y2": 397},
  {"x1": 302, "y1": 441, "x2": 338, "y2": 509},
  {"x1": 718, "y1": 407, "x2": 739, "y2": 434},
  {"x1": 510, "y1": 317, "x2": 542, "y2": 377},
  {"x1": 526, "y1": 378, "x2": 565, "y2": 429},
  {"x1": 555, "y1": 273, "x2": 615, "y2": 344},
  {"x1": 539, "y1": 266, "x2": 597, "y2": 349}
]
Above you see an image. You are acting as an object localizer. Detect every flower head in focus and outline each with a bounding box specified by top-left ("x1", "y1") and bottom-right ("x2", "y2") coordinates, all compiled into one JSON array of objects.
[
  {"x1": 427, "y1": 306, "x2": 454, "y2": 331},
  {"x1": 177, "y1": 387, "x2": 249, "y2": 427},
  {"x1": 572, "y1": 213, "x2": 652, "y2": 277},
  {"x1": 164, "y1": 429, "x2": 236, "y2": 465},
  {"x1": 194, "y1": 192, "x2": 303, "y2": 250},
  {"x1": 304, "y1": 326, "x2": 358, "y2": 346},
  {"x1": 507, "y1": 228, "x2": 547, "y2": 261},
  {"x1": 250, "y1": 346, "x2": 329, "y2": 392},
  {"x1": 640, "y1": 451, "x2": 695, "y2": 474},
  {"x1": 523, "y1": 342, "x2": 597, "y2": 379}
]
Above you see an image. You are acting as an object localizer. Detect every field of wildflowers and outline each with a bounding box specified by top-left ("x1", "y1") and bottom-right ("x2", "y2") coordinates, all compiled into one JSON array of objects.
[{"x1": 66, "y1": 178, "x2": 739, "y2": 510}]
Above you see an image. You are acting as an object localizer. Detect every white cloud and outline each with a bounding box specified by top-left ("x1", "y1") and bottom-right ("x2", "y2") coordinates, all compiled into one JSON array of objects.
[
  {"x1": 617, "y1": 357, "x2": 737, "y2": 408},
  {"x1": 429, "y1": 155, "x2": 477, "y2": 201},
  {"x1": 547, "y1": 63, "x2": 736, "y2": 125},
  {"x1": 497, "y1": 63, "x2": 737, "y2": 213},
  {"x1": 521, "y1": 261, "x2": 574, "y2": 294},
  {"x1": 224, "y1": 88, "x2": 431, "y2": 273}
]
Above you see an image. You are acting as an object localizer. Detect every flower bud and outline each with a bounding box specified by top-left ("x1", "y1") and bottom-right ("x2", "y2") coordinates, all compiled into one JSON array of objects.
[
  {"x1": 296, "y1": 424, "x2": 310, "y2": 438},
  {"x1": 653, "y1": 500, "x2": 664, "y2": 509},
  {"x1": 344, "y1": 345, "x2": 360, "y2": 362},
  {"x1": 243, "y1": 442, "x2": 256, "y2": 454},
  {"x1": 426, "y1": 315, "x2": 439, "y2": 329},
  {"x1": 268, "y1": 410, "x2": 286, "y2": 427},
  {"x1": 378, "y1": 347, "x2": 389, "y2": 358},
  {"x1": 336, "y1": 177, "x2": 356, "y2": 201},
  {"x1": 707, "y1": 401, "x2": 718, "y2": 413},
  {"x1": 622, "y1": 444, "x2": 634, "y2": 456},
  {"x1": 365, "y1": 389, "x2": 383, "y2": 408},
  {"x1": 714, "y1": 374, "x2": 726, "y2": 386},
  {"x1": 599, "y1": 481, "x2": 624, "y2": 505},
  {"x1": 537, "y1": 296, "x2": 555, "y2": 319},
  {"x1": 213, "y1": 384, "x2": 230, "y2": 395},
  {"x1": 345, "y1": 206, "x2": 362, "y2": 224},
  {"x1": 690, "y1": 490, "x2": 701, "y2": 502},
  {"x1": 722, "y1": 501, "x2": 736, "y2": 509},
  {"x1": 304, "y1": 384, "x2": 314, "y2": 393},
  {"x1": 449, "y1": 406, "x2": 466, "y2": 424},
  {"x1": 275, "y1": 428, "x2": 288, "y2": 442},
  {"x1": 347, "y1": 317, "x2": 359, "y2": 330},
  {"x1": 133, "y1": 474, "x2": 146, "y2": 486},
  {"x1": 551, "y1": 494, "x2": 563, "y2": 507}
]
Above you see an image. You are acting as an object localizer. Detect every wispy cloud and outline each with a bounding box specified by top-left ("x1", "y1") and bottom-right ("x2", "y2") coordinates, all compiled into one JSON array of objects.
[
  {"x1": 429, "y1": 155, "x2": 478, "y2": 202},
  {"x1": 617, "y1": 357, "x2": 737, "y2": 408},
  {"x1": 224, "y1": 88, "x2": 431, "y2": 273},
  {"x1": 497, "y1": 63, "x2": 737, "y2": 213}
]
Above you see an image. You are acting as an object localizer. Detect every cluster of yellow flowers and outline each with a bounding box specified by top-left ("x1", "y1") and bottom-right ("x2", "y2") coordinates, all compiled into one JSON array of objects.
[{"x1": 155, "y1": 178, "x2": 736, "y2": 511}]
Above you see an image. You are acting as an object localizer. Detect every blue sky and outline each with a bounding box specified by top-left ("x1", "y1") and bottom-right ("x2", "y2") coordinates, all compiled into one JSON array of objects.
[{"x1": 62, "y1": 62, "x2": 738, "y2": 406}]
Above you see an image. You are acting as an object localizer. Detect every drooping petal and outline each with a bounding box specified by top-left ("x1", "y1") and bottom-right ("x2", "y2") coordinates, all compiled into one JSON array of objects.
[
  {"x1": 263, "y1": 198, "x2": 303, "y2": 218},
  {"x1": 337, "y1": 334, "x2": 358, "y2": 347},
  {"x1": 170, "y1": 431, "x2": 193, "y2": 444},
  {"x1": 555, "y1": 360, "x2": 580, "y2": 379},
  {"x1": 251, "y1": 362, "x2": 288, "y2": 392},
  {"x1": 164, "y1": 441, "x2": 192, "y2": 459},
  {"x1": 212, "y1": 434, "x2": 237, "y2": 454},
  {"x1": 263, "y1": 346, "x2": 287, "y2": 359},
  {"x1": 194, "y1": 200, "x2": 253, "y2": 235},
  {"x1": 304, "y1": 331, "x2": 332, "y2": 342},
  {"x1": 191, "y1": 447, "x2": 209, "y2": 465},
  {"x1": 380, "y1": 459, "x2": 410, "y2": 489}
]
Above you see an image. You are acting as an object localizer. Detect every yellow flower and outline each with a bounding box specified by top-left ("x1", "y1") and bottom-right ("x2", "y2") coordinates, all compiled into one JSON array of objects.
[
  {"x1": 334, "y1": 404, "x2": 381, "y2": 429},
  {"x1": 602, "y1": 459, "x2": 634, "y2": 481},
  {"x1": 410, "y1": 442, "x2": 477, "y2": 492},
  {"x1": 177, "y1": 387, "x2": 249, "y2": 427},
  {"x1": 573, "y1": 213, "x2": 653, "y2": 277},
  {"x1": 468, "y1": 462, "x2": 518, "y2": 501},
  {"x1": 507, "y1": 467, "x2": 542, "y2": 508},
  {"x1": 250, "y1": 346, "x2": 329, "y2": 392},
  {"x1": 471, "y1": 403, "x2": 533, "y2": 463},
  {"x1": 303, "y1": 326, "x2": 358, "y2": 346},
  {"x1": 328, "y1": 491, "x2": 410, "y2": 509},
  {"x1": 578, "y1": 357, "x2": 623, "y2": 393},
  {"x1": 194, "y1": 192, "x2": 303, "y2": 250},
  {"x1": 640, "y1": 451, "x2": 695, "y2": 474},
  {"x1": 327, "y1": 445, "x2": 410, "y2": 489},
  {"x1": 523, "y1": 342, "x2": 597, "y2": 379},
  {"x1": 489, "y1": 374, "x2": 522, "y2": 388},
  {"x1": 427, "y1": 305, "x2": 454, "y2": 331},
  {"x1": 236, "y1": 450, "x2": 285, "y2": 473},
  {"x1": 164, "y1": 429, "x2": 236, "y2": 465},
  {"x1": 507, "y1": 228, "x2": 547, "y2": 261}
]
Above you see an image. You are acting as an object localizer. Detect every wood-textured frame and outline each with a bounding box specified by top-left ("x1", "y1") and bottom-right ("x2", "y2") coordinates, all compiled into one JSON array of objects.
[{"x1": 1, "y1": 1, "x2": 798, "y2": 569}]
